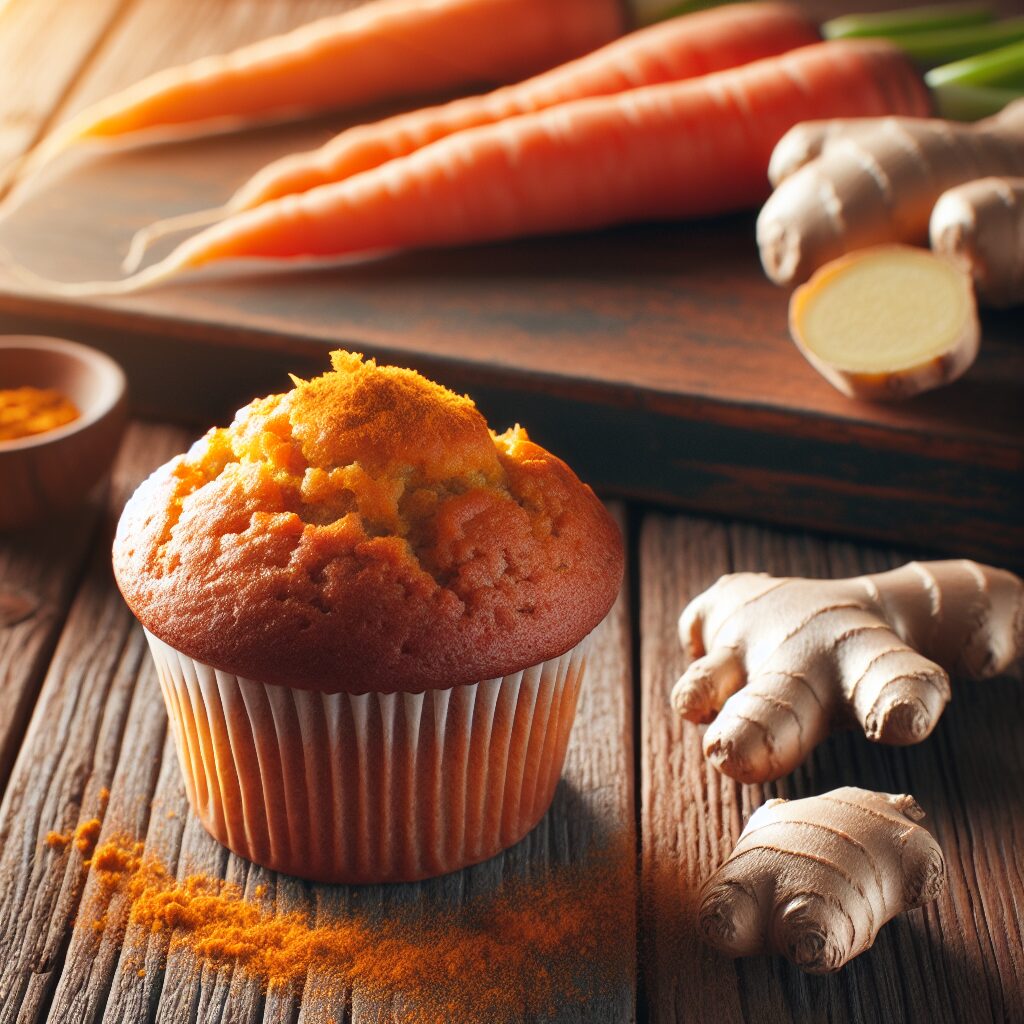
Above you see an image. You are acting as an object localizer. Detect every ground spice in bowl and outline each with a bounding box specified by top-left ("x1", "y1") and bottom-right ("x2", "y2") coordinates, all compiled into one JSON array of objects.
[
  {"x1": 68, "y1": 832, "x2": 633, "y2": 1022},
  {"x1": 0, "y1": 386, "x2": 79, "y2": 441}
]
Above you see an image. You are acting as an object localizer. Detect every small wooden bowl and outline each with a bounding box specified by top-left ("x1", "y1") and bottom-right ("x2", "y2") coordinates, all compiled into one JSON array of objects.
[{"x1": 0, "y1": 336, "x2": 127, "y2": 531}]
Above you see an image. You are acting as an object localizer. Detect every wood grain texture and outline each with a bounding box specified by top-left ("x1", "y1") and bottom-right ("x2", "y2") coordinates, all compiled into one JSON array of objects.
[
  {"x1": 0, "y1": 0, "x2": 1020, "y2": 564},
  {"x1": 0, "y1": 0, "x2": 127, "y2": 177},
  {"x1": 0, "y1": 503, "x2": 100, "y2": 794},
  {"x1": 116, "y1": 502, "x2": 635, "y2": 1024},
  {"x1": 639, "y1": 512, "x2": 1024, "y2": 1023},
  {"x1": 0, "y1": 416, "x2": 635, "y2": 1023},
  {"x1": 0, "y1": 422, "x2": 189, "y2": 1023}
]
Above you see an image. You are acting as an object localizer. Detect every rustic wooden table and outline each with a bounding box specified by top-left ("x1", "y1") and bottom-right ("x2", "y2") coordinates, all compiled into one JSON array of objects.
[
  {"x1": 0, "y1": 1, "x2": 1022, "y2": 1021},
  {"x1": 1, "y1": 424, "x2": 1022, "y2": 1024}
]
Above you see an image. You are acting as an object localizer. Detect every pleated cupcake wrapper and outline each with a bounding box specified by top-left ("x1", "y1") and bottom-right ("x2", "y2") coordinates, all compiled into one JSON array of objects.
[{"x1": 144, "y1": 630, "x2": 589, "y2": 883}]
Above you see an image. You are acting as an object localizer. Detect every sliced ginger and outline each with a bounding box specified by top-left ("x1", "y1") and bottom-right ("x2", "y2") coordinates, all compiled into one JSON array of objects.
[
  {"x1": 789, "y1": 245, "x2": 980, "y2": 400},
  {"x1": 699, "y1": 787, "x2": 945, "y2": 974},
  {"x1": 672, "y1": 560, "x2": 1023, "y2": 784}
]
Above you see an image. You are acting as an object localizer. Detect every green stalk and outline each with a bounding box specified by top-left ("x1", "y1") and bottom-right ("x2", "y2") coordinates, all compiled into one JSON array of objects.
[
  {"x1": 929, "y1": 82, "x2": 1024, "y2": 119},
  {"x1": 927, "y1": 38, "x2": 1024, "y2": 89},
  {"x1": 887, "y1": 18, "x2": 1024, "y2": 67},
  {"x1": 823, "y1": 3, "x2": 992, "y2": 40}
]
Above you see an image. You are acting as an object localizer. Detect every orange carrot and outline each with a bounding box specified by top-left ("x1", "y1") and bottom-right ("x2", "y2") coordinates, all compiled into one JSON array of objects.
[
  {"x1": 125, "y1": 2, "x2": 820, "y2": 268},
  {"x1": 15, "y1": 40, "x2": 931, "y2": 297},
  {"x1": 6, "y1": 0, "x2": 623, "y2": 197}
]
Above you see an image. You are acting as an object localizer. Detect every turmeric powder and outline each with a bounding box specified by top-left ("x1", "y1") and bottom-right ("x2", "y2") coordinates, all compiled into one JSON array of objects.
[
  {"x1": 45, "y1": 818, "x2": 103, "y2": 859},
  {"x1": 0, "y1": 386, "x2": 79, "y2": 441},
  {"x1": 44, "y1": 831, "x2": 70, "y2": 851},
  {"x1": 75, "y1": 818, "x2": 101, "y2": 858},
  {"x1": 79, "y1": 833, "x2": 633, "y2": 1022}
]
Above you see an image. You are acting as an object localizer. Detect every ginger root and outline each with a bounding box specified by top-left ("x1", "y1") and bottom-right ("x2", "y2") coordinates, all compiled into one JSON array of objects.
[
  {"x1": 672, "y1": 560, "x2": 1023, "y2": 783},
  {"x1": 788, "y1": 244, "x2": 980, "y2": 400},
  {"x1": 930, "y1": 175, "x2": 1024, "y2": 307},
  {"x1": 757, "y1": 99, "x2": 1024, "y2": 286},
  {"x1": 698, "y1": 787, "x2": 945, "y2": 974}
]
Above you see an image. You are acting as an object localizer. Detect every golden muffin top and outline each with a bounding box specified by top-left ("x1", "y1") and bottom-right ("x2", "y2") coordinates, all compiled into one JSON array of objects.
[{"x1": 113, "y1": 351, "x2": 623, "y2": 693}]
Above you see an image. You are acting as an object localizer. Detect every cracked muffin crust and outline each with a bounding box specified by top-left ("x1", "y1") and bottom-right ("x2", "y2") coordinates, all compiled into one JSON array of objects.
[{"x1": 113, "y1": 351, "x2": 623, "y2": 693}]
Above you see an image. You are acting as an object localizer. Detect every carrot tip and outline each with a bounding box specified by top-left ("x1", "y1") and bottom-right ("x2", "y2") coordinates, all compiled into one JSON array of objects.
[
  {"x1": 0, "y1": 244, "x2": 181, "y2": 298},
  {"x1": 122, "y1": 205, "x2": 230, "y2": 273}
]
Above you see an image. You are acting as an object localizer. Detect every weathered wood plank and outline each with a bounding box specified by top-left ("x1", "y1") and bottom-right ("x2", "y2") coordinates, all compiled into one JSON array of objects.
[
  {"x1": 0, "y1": 504, "x2": 100, "y2": 796},
  {"x1": 43, "y1": 651, "x2": 171, "y2": 1023},
  {"x1": 91, "y1": 502, "x2": 635, "y2": 1024},
  {"x1": 92, "y1": 732, "x2": 189, "y2": 1023},
  {"x1": 3, "y1": 412, "x2": 632, "y2": 1024},
  {"x1": 0, "y1": 423, "x2": 189, "y2": 1024},
  {"x1": 0, "y1": 0, "x2": 130, "y2": 798},
  {"x1": 640, "y1": 512, "x2": 1024, "y2": 1024},
  {"x1": 0, "y1": 0, "x2": 127, "y2": 177}
]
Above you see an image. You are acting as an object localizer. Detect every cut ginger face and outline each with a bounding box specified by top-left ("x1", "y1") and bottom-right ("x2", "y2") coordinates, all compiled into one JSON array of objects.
[{"x1": 789, "y1": 245, "x2": 980, "y2": 400}]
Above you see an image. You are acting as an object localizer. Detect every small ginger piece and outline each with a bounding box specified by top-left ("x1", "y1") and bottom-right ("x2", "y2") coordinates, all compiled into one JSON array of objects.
[
  {"x1": 672, "y1": 560, "x2": 1023, "y2": 783},
  {"x1": 789, "y1": 245, "x2": 979, "y2": 400},
  {"x1": 766, "y1": 117, "x2": 868, "y2": 189},
  {"x1": 758, "y1": 99, "x2": 1024, "y2": 286},
  {"x1": 699, "y1": 787, "x2": 945, "y2": 974},
  {"x1": 930, "y1": 176, "x2": 1024, "y2": 308}
]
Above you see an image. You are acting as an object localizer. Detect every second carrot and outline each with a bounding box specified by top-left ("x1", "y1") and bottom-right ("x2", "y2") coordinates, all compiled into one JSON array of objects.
[{"x1": 17, "y1": 39, "x2": 931, "y2": 296}]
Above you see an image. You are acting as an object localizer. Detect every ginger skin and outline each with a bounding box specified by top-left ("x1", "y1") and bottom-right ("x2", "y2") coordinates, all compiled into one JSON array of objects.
[
  {"x1": 699, "y1": 787, "x2": 945, "y2": 974},
  {"x1": 672, "y1": 560, "x2": 1023, "y2": 783},
  {"x1": 757, "y1": 99, "x2": 1024, "y2": 286},
  {"x1": 930, "y1": 176, "x2": 1024, "y2": 308}
]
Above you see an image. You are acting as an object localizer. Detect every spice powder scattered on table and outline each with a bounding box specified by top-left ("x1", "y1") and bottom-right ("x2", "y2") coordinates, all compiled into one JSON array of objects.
[{"x1": 58, "y1": 832, "x2": 633, "y2": 1022}]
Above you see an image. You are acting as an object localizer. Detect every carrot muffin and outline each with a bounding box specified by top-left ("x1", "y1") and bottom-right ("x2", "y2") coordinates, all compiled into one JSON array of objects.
[{"x1": 114, "y1": 351, "x2": 622, "y2": 882}]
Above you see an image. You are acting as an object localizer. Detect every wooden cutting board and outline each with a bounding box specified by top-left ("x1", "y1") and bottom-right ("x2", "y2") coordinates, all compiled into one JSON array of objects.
[{"x1": 0, "y1": 0, "x2": 1020, "y2": 565}]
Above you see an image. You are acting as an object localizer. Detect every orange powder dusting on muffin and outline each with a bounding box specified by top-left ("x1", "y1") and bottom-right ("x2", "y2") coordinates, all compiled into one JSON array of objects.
[
  {"x1": 81, "y1": 834, "x2": 632, "y2": 1022},
  {"x1": 181, "y1": 350, "x2": 508, "y2": 540},
  {"x1": 0, "y1": 386, "x2": 79, "y2": 441}
]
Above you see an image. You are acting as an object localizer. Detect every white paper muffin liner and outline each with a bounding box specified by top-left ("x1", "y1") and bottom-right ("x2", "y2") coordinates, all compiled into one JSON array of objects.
[{"x1": 144, "y1": 629, "x2": 589, "y2": 883}]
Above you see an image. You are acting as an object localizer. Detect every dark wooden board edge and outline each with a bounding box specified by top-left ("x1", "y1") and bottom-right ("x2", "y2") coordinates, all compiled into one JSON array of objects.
[{"x1": 0, "y1": 306, "x2": 1019, "y2": 569}]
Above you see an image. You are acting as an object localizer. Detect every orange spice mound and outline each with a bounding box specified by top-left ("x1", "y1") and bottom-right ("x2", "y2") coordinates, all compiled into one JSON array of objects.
[
  {"x1": 45, "y1": 818, "x2": 103, "y2": 859},
  {"x1": 83, "y1": 834, "x2": 633, "y2": 1022},
  {"x1": 0, "y1": 386, "x2": 79, "y2": 441},
  {"x1": 45, "y1": 830, "x2": 71, "y2": 851},
  {"x1": 75, "y1": 818, "x2": 102, "y2": 857},
  {"x1": 91, "y1": 837, "x2": 145, "y2": 878}
]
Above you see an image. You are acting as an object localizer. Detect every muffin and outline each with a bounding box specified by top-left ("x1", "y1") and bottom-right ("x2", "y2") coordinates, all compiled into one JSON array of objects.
[{"x1": 114, "y1": 351, "x2": 622, "y2": 883}]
